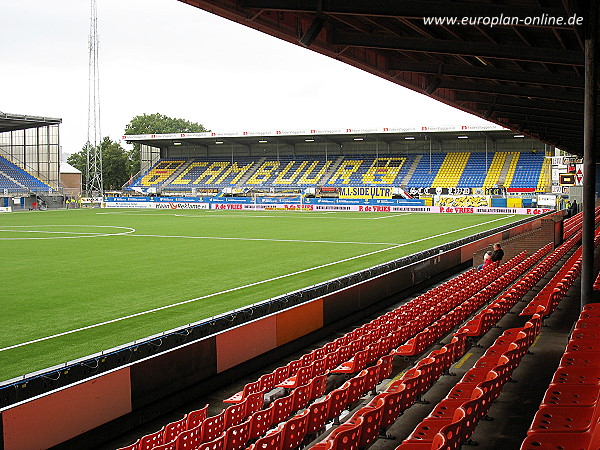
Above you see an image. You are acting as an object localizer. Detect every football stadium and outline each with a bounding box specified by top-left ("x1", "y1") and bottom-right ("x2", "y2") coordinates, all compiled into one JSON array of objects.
[{"x1": 1, "y1": 1, "x2": 600, "y2": 450}]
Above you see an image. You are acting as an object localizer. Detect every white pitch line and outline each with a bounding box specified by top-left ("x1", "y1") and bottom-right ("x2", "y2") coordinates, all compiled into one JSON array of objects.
[
  {"x1": 371, "y1": 213, "x2": 412, "y2": 220},
  {"x1": 0, "y1": 229, "x2": 108, "y2": 235},
  {"x1": 0, "y1": 214, "x2": 513, "y2": 353},
  {"x1": 97, "y1": 211, "x2": 408, "y2": 220},
  {"x1": 0, "y1": 225, "x2": 136, "y2": 240},
  {"x1": 127, "y1": 234, "x2": 399, "y2": 246}
]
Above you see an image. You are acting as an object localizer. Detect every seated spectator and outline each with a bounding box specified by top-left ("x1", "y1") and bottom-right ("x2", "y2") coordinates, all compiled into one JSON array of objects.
[
  {"x1": 477, "y1": 251, "x2": 493, "y2": 270},
  {"x1": 491, "y1": 243, "x2": 504, "y2": 263}
]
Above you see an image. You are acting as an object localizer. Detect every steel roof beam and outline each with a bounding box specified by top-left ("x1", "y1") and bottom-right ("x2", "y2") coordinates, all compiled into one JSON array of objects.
[
  {"x1": 389, "y1": 60, "x2": 583, "y2": 89},
  {"x1": 330, "y1": 32, "x2": 584, "y2": 66},
  {"x1": 456, "y1": 93, "x2": 585, "y2": 113},
  {"x1": 436, "y1": 80, "x2": 583, "y2": 102},
  {"x1": 241, "y1": 0, "x2": 567, "y2": 23}
]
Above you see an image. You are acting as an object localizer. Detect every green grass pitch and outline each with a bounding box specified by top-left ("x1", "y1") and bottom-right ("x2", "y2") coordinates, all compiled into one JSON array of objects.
[{"x1": 0, "y1": 208, "x2": 525, "y2": 382}]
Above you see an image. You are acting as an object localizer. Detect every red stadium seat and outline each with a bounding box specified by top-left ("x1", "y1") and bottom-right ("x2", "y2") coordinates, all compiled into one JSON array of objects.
[
  {"x1": 281, "y1": 409, "x2": 310, "y2": 450},
  {"x1": 306, "y1": 396, "x2": 329, "y2": 436},
  {"x1": 139, "y1": 427, "x2": 165, "y2": 450},
  {"x1": 196, "y1": 434, "x2": 225, "y2": 450},
  {"x1": 272, "y1": 366, "x2": 290, "y2": 385},
  {"x1": 528, "y1": 405, "x2": 598, "y2": 433},
  {"x1": 374, "y1": 387, "x2": 407, "y2": 430},
  {"x1": 354, "y1": 397, "x2": 385, "y2": 448},
  {"x1": 201, "y1": 410, "x2": 226, "y2": 443},
  {"x1": 322, "y1": 386, "x2": 347, "y2": 424},
  {"x1": 520, "y1": 431, "x2": 592, "y2": 450},
  {"x1": 248, "y1": 403, "x2": 275, "y2": 441},
  {"x1": 248, "y1": 425, "x2": 283, "y2": 450},
  {"x1": 163, "y1": 415, "x2": 187, "y2": 444},
  {"x1": 186, "y1": 405, "x2": 208, "y2": 430},
  {"x1": 309, "y1": 373, "x2": 328, "y2": 400},
  {"x1": 277, "y1": 365, "x2": 312, "y2": 390},
  {"x1": 223, "y1": 418, "x2": 251, "y2": 450},
  {"x1": 175, "y1": 425, "x2": 201, "y2": 450},
  {"x1": 291, "y1": 382, "x2": 312, "y2": 411},
  {"x1": 245, "y1": 390, "x2": 265, "y2": 417},
  {"x1": 345, "y1": 371, "x2": 367, "y2": 405},
  {"x1": 258, "y1": 372, "x2": 276, "y2": 392},
  {"x1": 542, "y1": 383, "x2": 600, "y2": 407},
  {"x1": 224, "y1": 380, "x2": 261, "y2": 404},
  {"x1": 360, "y1": 365, "x2": 380, "y2": 395},
  {"x1": 376, "y1": 354, "x2": 394, "y2": 381},
  {"x1": 154, "y1": 441, "x2": 177, "y2": 450},
  {"x1": 326, "y1": 416, "x2": 363, "y2": 450},
  {"x1": 225, "y1": 398, "x2": 247, "y2": 428},
  {"x1": 272, "y1": 394, "x2": 295, "y2": 425},
  {"x1": 332, "y1": 348, "x2": 369, "y2": 374}
]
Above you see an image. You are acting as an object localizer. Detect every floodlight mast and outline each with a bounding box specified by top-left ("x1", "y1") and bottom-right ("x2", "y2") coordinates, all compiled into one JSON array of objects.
[{"x1": 86, "y1": 0, "x2": 103, "y2": 198}]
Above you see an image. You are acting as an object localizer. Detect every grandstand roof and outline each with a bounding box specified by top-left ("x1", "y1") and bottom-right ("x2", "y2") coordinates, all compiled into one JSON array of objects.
[
  {"x1": 124, "y1": 124, "x2": 538, "y2": 147},
  {"x1": 176, "y1": 0, "x2": 595, "y2": 156},
  {"x1": 0, "y1": 112, "x2": 62, "y2": 133}
]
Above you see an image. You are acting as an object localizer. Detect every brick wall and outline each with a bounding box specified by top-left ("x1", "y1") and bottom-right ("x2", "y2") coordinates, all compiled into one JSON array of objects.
[{"x1": 473, "y1": 217, "x2": 561, "y2": 267}]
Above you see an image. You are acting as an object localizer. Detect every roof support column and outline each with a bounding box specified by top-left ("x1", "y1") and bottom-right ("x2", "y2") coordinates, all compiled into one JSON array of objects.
[{"x1": 581, "y1": 1, "x2": 598, "y2": 307}]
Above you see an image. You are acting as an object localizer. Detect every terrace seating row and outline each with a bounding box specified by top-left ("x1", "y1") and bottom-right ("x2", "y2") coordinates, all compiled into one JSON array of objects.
[
  {"x1": 309, "y1": 330, "x2": 471, "y2": 450},
  {"x1": 0, "y1": 155, "x2": 52, "y2": 192},
  {"x1": 562, "y1": 206, "x2": 600, "y2": 241},
  {"x1": 457, "y1": 152, "x2": 493, "y2": 189},
  {"x1": 122, "y1": 229, "x2": 582, "y2": 450},
  {"x1": 430, "y1": 152, "x2": 470, "y2": 188},
  {"x1": 521, "y1": 225, "x2": 600, "y2": 318},
  {"x1": 311, "y1": 208, "x2": 599, "y2": 450},
  {"x1": 309, "y1": 223, "x2": 593, "y2": 450},
  {"x1": 128, "y1": 151, "x2": 546, "y2": 192},
  {"x1": 521, "y1": 303, "x2": 600, "y2": 450},
  {"x1": 397, "y1": 308, "x2": 545, "y2": 449},
  {"x1": 391, "y1": 229, "x2": 594, "y2": 449},
  {"x1": 121, "y1": 252, "x2": 528, "y2": 450},
  {"x1": 308, "y1": 252, "x2": 549, "y2": 450},
  {"x1": 459, "y1": 243, "x2": 554, "y2": 338}
]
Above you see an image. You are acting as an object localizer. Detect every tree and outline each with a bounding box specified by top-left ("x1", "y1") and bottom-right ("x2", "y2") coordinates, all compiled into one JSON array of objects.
[
  {"x1": 67, "y1": 137, "x2": 131, "y2": 191},
  {"x1": 124, "y1": 113, "x2": 209, "y2": 172}
]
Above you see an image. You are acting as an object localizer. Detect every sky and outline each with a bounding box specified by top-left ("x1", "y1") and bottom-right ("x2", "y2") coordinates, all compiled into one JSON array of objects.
[{"x1": 1, "y1": 0, "x2": 491, "y2": 158}]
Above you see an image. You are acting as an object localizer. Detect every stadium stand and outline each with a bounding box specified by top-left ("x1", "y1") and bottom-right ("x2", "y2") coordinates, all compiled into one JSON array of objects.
[
  {"x1": 430, "y1": 152, "x2": 470, "y2": 188},
  {"x1": 521, "y1": 302, "x2": 600, "y2": 449},
  {"x1": 457, "y1": 152, "x2": 492, "y2": 189},
  {"x1": 128, "y1": 151, "x2": 545, "y2": 193},
  {"x1": 0, "y1": 154, "x2": 52, "y2": 192},
  {"x1": 111, "y1": 201, "x2": 600, "y2": 450},
  {"x1": 508, "y1": 152, "x2": 546, "y2": 189},
  {"x1": 116, "y1": 231, "x2": 588, "y2": 450}
]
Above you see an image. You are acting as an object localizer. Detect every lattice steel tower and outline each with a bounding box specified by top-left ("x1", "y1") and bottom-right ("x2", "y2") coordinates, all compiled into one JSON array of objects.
[{"x1": 86, "y1": 0, "x2": 103, "y2": 197}]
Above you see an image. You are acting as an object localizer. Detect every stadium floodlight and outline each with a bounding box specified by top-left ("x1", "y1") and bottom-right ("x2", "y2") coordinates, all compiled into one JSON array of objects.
[
  {"x1": 353, "y1": 137, "x2": 364, "y2": 141},
  {"x1": 215, "y1": 141, "x2": 224, "y2": 144},
  {"x1": 173, "y1": 142, "x2": 182, "y2": 146},
  {"x1": 305, "y1": 139, "x2": 315, "y2": 142},
  {"x1": 513, "y1": 135, "x2": 525, "y2": 138},
  {"x1": 404, "y1": 136, "x2": 415, "y2": 140},
  {"x1": 258, "y1": 140, "x2": 268, "y2": 143},
  {"x1": 457, "y1": 136, "x2": 469, "y2": 139}
]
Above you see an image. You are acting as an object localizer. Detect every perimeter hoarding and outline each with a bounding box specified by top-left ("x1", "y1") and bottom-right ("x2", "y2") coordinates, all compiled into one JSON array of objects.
[{"x1": 102, "y1": 197, "x2": 553, "y2": 215}]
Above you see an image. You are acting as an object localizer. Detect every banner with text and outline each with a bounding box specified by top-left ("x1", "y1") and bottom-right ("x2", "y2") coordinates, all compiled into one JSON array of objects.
[{"x1": 339, "y1": 187, "x2": 393, "y2": 199}]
